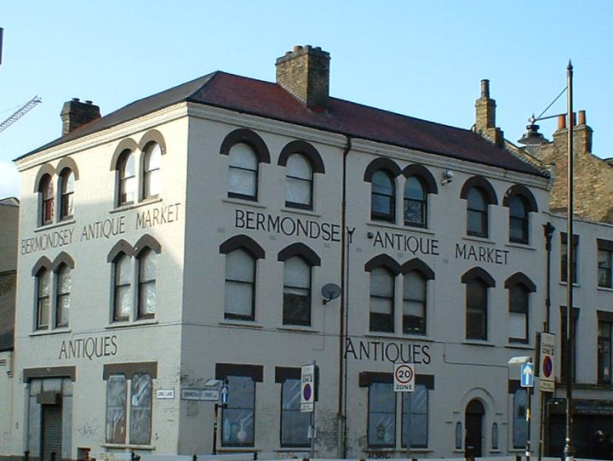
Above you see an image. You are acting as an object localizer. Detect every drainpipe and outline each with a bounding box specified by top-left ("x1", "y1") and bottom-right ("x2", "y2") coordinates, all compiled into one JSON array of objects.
[{"x1": 338, "y1": 136, "x2": 352, "y2": 458}]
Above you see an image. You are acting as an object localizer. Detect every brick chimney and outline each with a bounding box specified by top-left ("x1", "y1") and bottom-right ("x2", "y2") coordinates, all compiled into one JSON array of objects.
[
  {"x1": 552, "y1": 110, "x2": 593, "y2": 155},
  {"x1": 276, "y1": 45, "x2": 330, "y2": 108},
  {"x1": 474, "y1": 79, "x2": 504, "y2": 147},
  {"x1": 60, "y1": 98, "x2": 101, "y2": 136}
]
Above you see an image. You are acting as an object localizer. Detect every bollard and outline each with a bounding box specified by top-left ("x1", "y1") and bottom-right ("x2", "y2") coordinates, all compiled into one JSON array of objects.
[
  {"x1": 24, "y1": 450, "x2": 30, "y2": 461},
  {"x1": 51, "y1": 452, "x2": 56, "y2": 461},
  {"x1": 253, "y1": 452, "x2": 257, "y2": 460},
  {"x1": 193, "y1": 454, "x2": 197, "y2": 461}
]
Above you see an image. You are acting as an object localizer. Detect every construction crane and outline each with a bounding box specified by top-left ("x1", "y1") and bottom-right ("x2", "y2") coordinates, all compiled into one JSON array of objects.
[{"x1": 0, "y1": 95, "x2": 42, "y2": 133}]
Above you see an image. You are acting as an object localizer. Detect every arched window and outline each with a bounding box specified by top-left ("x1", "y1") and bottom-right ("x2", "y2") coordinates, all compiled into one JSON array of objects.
[
  {"x1": 509, "y1": 283, "x2": 529, "y2": 343},
  {"x1": 285, "y1": 154, "x2": 313, "y2": 209},
  {"x1": 370, "y1": 267, "x2": 395, "y2": 332},
  {"x1": 59, "y1": 169, "x2": 75, "y2": 220},
  {"x1": 225, "y1": 249, "x2": 256, "y2": 321},
  {"x1": 403, "y1": 271, "x2": 427, "y2": 334},
  {"x1": 466, "y1": 278, "x2": 488, "y2": 340},
  {"x1": 36, "y1": 268, "x2": 51, "y2": 330},
  {"x1": 228, "y1": 143, "x2": 258, "y2": 200},
  {"x1": 371, "y1": 171, "x2": 395, "y2": 222},
  {"x1": 509, "y1": 195, "x2": 529, "y2": 244},
  {"x1": 55, "y1": 264, "x2": 71, "y2": 328},
  {"x1": 113, "y1": 253, "x2": 132, "y2": 321},
  {"x1": 117, "y1": 150, "x2": 136, "y2": 206},
  {"x1": 283, "y1": 256, "x2": 311, "y2": 326},
  {"x1": 137, "y1": 249, "x2": 157, "y2": 320},
  {"x1": 467, "y1": 188, "x2": 488, "y2": 237},
  {"x1": 404, "y1": 176, "x2": 427, "y2": 227},
  {"x1": 39, "y1": 174, "x2": 54, "y2": 225},
  {"x1": 142, "y1": 143, "x2": 162, "y2": 200}
]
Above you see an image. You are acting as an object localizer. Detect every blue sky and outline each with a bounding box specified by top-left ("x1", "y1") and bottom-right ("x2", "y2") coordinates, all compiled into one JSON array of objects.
[{"x1": 1, "y1": 1, "x2": 612, "y2": 198}]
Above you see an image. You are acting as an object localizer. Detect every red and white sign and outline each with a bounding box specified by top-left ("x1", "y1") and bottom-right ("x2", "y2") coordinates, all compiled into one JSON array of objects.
[
  {"x1": 394, "y1": 363, "x2": 415, "y2": 392},
  {"x1": 301, "y1": 364, "x2": 315, "y2": 412},
  {"x1": 539, "y1": 332, "x2": 556, "y2": 393}
]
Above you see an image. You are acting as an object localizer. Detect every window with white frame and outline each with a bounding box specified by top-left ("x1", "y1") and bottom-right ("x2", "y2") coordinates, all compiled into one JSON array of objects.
[
  {"x1": 142, "y1": 143, "x2": 162, "y2": 200},
  {"x1": 403, "y1": 271, "x2": 427, "y2": 335},
  {"x1": 508, "y1": 283, "x2": 529, "y2": 343},
  {"x1": 369, "y1": 267, "x2": 395, "y2": 333},
  {"x1": 598, "y1": 312, "x2": 613, "y2": 385},
  {"x1": 55, "y1": 263, "x2": 71, "y2": 328},
  {"x1": 228, "y1": 143, "x2": 258, "y2": 200},
  {"x1": 404, "y1": 176, "x2": 427, "y2": 228},
  {"x1": 113, "y1": 253, "x2": 132, "y2": 322},
  {"x1": 371, "y1": 170, "x2": 396, "y2": 222},
  {"x1": 117, "y1": 150, "x2": 136, "y2": 206},
  {"x1": 508, "y1": 195, "x2": 529, "y2": 244},
  {"x1": 59, "y1": 169, "x2": 75, "y2": 220},
  {"x1": 285, "y1": 154, "x2": 313, "y2": 209},
  {"x1": 225, "y1": 249, "x2": 256, "y2": 321},
  {"x1": 39, "y1": 174, "x2": 54, "y2": 226},
  {"x1": 283, "y1": 256, "x2": 311, "y2": 326},
  {"x1": 466, "y1": 278, "x2": 488, "y2": 340},
  {"x1": 36, "y1": 268, "x2": 51, "y2": 330},
  {"x1": 467, "y1": 187, "x2": 488, "y2": 238},
  {"x1": 137, "y1": 249, "x2": 157, "y2": 320},
  {"x1": 598, "y1": 240, "x2": 613, "y2": 289}
]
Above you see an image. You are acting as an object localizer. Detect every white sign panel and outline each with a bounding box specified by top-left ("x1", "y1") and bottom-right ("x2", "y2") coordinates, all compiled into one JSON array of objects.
[
  {"x1": 156, "y1": 389, "x2": 175, "y2": 399},
  {"x1": 394, "y1": 363, "x2": 415, "y2": 392},
  {"x1": 181, "y1": 389, "x2": 220, "y2": 401},
  {"x1": 539, "y1": 332, "x2": 556, "y2": 393},
  {"x1": 301, "y1": 364, "x2": 315, "y2": 413}
]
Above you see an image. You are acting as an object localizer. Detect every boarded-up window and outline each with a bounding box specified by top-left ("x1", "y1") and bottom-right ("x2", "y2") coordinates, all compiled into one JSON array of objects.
[
  {"x1": 106, "y1": 375, "x2": 127, "y2": 444},
  {"x1": 130, "y1": 373, "x2": 152, "y2": 445}
]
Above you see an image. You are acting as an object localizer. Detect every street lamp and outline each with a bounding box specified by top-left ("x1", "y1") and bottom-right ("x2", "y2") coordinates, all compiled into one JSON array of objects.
[{"x1": 518, "y1": 62, "x2": 575, "y2": 461}]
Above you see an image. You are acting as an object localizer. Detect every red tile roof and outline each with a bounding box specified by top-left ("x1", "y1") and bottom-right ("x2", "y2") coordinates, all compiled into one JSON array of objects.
[{"x1": 19, "y1": 72, "x2": 545, "y2": 177}]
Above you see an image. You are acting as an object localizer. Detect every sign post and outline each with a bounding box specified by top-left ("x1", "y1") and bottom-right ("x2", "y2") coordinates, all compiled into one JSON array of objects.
[
  {"x1": 521, "y1": 361, "x2": 534, "y2": 461},
  {"x1": 301, "y1": 363, "x2": 317, "y2": 458},
  {"x1": 394, "y1": 363, "x2": 415, "y2": 458}
]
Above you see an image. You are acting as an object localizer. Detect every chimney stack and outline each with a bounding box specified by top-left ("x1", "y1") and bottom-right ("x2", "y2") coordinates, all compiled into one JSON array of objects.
[
  {"x1": 474, "y1": 79, "x2": 504, "y2": 147},
  {"x1": 276, "y1": 45, "x2": 330, "y2": 108},
  {"x1": 60, "y1": 98, "x2": 100, "y2": 136}
]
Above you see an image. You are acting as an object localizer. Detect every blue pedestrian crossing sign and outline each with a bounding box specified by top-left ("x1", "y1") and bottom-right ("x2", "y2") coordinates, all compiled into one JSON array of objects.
[{"x1": 521, "y1": 363, "x2": 534, "y2": 388}]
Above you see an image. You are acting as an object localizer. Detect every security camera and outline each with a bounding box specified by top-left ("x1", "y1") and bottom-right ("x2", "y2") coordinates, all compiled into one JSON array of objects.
[{"x1": 441, "y1": 170, "x2": 454, "y2": 185}]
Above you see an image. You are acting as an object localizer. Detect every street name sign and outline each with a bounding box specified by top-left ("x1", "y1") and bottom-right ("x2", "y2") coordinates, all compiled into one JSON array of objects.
[{"x1": 394, "y1": 363, "x2": 415, "y2": 392}]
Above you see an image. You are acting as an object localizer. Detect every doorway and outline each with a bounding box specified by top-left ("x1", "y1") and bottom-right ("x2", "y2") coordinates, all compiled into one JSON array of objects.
[
  {"x1": 465, "y1": 399, "x2": 485, "y2": 458},
  {"x1": 41, "y1": 404, "x2": 63, "y2": 461}
]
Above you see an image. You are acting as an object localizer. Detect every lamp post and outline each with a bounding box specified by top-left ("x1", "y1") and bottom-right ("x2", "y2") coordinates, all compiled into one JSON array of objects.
[
  {"x1": 564, "y1": 61, "x2": 575, "y2": 461},
  {"x1": 518, "y1": 62, "x2": 575, "y2": 461}
]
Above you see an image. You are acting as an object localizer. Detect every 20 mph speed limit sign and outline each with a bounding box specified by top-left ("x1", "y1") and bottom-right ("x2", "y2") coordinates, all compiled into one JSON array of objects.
[{"x1": 394, "y1": 363, "x2": 415, "y2": 392}]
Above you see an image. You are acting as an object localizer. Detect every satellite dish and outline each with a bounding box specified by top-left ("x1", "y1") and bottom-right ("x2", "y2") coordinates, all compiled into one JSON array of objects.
[{"x1": 321, "y1": 283, "x2": 341, "y2": 304}]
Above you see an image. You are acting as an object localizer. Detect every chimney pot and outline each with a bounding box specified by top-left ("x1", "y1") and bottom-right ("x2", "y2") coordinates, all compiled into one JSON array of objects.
[
  {"x1": 578, "y1": 110, "x2": 586, "y2": 125},
  {"x1": 293, "y1": 45, "x2": 303, "y2": 52},
  {"x1": 72, "y1": 98, "x2": 79, "y2": 102},
  {"x1": 480, "y1": 79, "x2": 490, "y2": 98},
  {"x1": 558, "y1": 114, "x2": 566, "y2": 130}
]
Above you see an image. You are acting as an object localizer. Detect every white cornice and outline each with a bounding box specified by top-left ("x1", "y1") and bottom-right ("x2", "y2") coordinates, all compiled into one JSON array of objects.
[{"x1": 15, "y1": 104, "x2": 190, "y2": 171}]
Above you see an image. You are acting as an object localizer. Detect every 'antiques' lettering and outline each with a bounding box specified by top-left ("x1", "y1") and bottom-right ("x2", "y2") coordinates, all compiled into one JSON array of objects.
[
  {"x1": 372, "y1": 231, "x2": 439, "y2": 256},
  {"x1": 81, "y1": 216, "x2": 126, "y2": 241},
  {"x1": 59, "y1": 335, "x2": 118, "y2": 361},
  {"x1": 21, "y1": 228, "x2": 75, "y2": 255},
  {"x1": 455, "y1": 243, "x2": 509, "y2": 265},
  {"x1": 136, "y1": 202, "x2": 181, "y2": 229},
  {"x1": 235, "y1": 209, "x2": 341, "y2": 242},
  {"x1": 344, "y1": 338, "x2": 431, "y2": 365}
]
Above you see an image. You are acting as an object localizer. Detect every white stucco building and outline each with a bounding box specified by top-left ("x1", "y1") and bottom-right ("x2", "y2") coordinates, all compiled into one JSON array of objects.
[{"x1": 3, "y1": 45, "x2": 613, "y2": 461}]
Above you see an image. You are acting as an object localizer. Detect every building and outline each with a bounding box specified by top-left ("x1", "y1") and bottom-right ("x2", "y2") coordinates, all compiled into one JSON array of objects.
[
  {"x1": 2, "y1": 45, "x2": 613, "y2": 461},
  {"x1": 0, "y1": 197, "x2": 19, "y2": 454}
]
